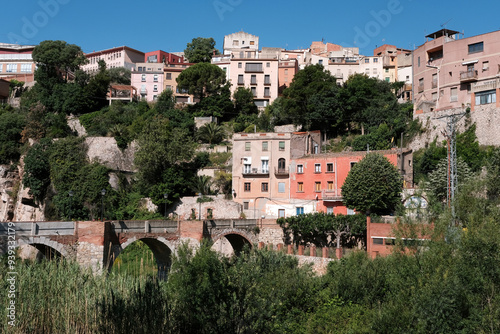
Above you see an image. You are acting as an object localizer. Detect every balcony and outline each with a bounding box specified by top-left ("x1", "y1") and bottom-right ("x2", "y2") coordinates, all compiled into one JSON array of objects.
[
  {"x1": 274, "y1": 167, "x2": 289, "y2": 176},
  {"x1": 322, "y1": 189, "x2": 343, "y2": 201},
  {"x1": 242, "y1": 167, "x2": 269, "y2": 176},
  {"x1": 460, "y1": 70, "x2": 478, "y2": 82}
]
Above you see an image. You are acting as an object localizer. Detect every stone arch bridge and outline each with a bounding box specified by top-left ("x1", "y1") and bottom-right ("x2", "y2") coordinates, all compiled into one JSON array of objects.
[{"x1": 0, "y1": 219, "x2": 277, "y2": 275}]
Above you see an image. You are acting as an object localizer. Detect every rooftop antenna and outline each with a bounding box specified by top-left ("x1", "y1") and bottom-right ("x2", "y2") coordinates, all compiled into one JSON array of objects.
[{"x1": 441, "y1": 18, "x2": 452, "y2": 29}]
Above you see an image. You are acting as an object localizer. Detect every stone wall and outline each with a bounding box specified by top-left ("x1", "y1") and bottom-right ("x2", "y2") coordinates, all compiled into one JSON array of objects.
[
  {"x1": 258, "y1": 219, "x2": 284, "y2": 245},
  {"x1": 295, "y1": 255, "x2": 335, "y2": 275},
  {"x1": 173, "y1": 195, "x2": 242, "y2": 220},
  {"x1": 411, "y1": 106, "x2": 500, "y2": 151},
  {"x1": 85, "y1": 137, "x2": 137, "y2": 173}
]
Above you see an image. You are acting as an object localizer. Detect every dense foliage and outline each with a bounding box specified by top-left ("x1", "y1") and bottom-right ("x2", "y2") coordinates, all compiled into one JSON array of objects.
[
  {"x1": 341, "y1": 153, "x2": 403, "y2": 215},
  {"x1": 277, "y1": 212, "x2": 366, "y2": 249},
  {"x1": 183, "y1": 37, "x2": 219, "y2": 63}
]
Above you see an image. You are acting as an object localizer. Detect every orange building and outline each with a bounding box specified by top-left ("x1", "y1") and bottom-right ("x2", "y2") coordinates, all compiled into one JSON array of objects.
[{"x1": 290, "y1": 149, "x2": 413, "y2": 216}]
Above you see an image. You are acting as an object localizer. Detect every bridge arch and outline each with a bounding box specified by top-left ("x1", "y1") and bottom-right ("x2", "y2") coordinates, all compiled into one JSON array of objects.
[
  {"x1": 211, "y1": 231, "x2": 254, "y2": 256},
  {"x1": 109, "y1": 237, "x2": 176, "y2": 279},
  {"x1": 17, "y1": 238, "x2": 69, "y2": 261}
]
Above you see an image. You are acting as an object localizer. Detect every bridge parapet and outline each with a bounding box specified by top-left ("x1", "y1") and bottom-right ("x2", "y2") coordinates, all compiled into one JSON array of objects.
[
  {"x1": 0, "y1": 221, "x2": 75, "y2": 236},
  {"x1": 110, "y1": 220, "x2": 178, "y2": 234},
  {"x1": 204, "y1": 219, "x2": 258, "y2": 231}
]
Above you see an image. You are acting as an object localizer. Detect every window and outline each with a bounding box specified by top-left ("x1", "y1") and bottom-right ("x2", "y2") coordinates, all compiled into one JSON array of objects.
[
  {"x1": 314, "y1": 164, "x2": 321, "y2": 173},
  {"x1": 250, "y1": 41, "x2": 255, "y2": 45},
  {"x1": 385, "y1": 68, "x2": 389, "y2": 73},
  {"x1": 365, "y1": 58, "x2": 370, "y2": 63},
  {"x1": 20, "y1": 63, "x2": 31, "y2": 73},
  {"x1": 153, "y1": 95, "x2": 158, "y2": 101},
  {"x1": 262, "y1": 141, "x2": 268, "y2": 151},
  {"x1": 417, "y1": 56, "x2": 420, "y2": 67},
  {"x1": 141, "y1": 74, "x2": 146, "y2": 83},
  {"x1": 261, "y1": 159, "x2": 269, "y2": 173},
  {"x1": 244, "y1": 183, "x2": 251, "y2": 192},
  {"x1": 297, "y1": 164, "x2": 303, "y2": 173},
  {"x1": 251, "y1": 87, "x2": 256, "y2": 97},
  {"x1": 432, "y1": 73, "x2": 437, "y2": 88},
  {"x1": 347, "y1": 208, "x2": 355, "y2": 215},
  {"x1": 350, "y1": 162, "x2": 357, "y2": 169},
  {"x1": 327, "y1": 181, "x2": 334, "y2": 190},
  {"x1": 153, "y1": 74, "x2": 158, "y2": 82},
  {"x1": 327, "y1": 207, "x2": 334, "y2": 214},
  {"x1": 278, "y1": 182, "x2": 285, "y2": 193},
  {"x1": 450, "y1": 87, "x2": 458, "y2": 102},
  {"x1": 373, "y1": 68, "x2": 377, "y2": 75},
  {"x1": 243, "y1": 163, "x2": 251, "y2": 173},
  {"x1": 166, "y1": 73, "x2": 171, "y2": 80},
  {"x1": 251, "y1": 74, "x2": 257, "y2": 84},
  {"x1": 266, "y1": 62, "x2": 270, "y2": 67},
  {"x1": 373, "y1": 238, "x2": 384, "y2": 245},
  {"x1": 475, "y1": 90, "x2": 496, "y2": 105},
  {"x1": 0, "y1": 64, "x2": 2, "y2": 72},
  {"x1": 297, "y1": 182, "x2": 304, "y2": 192},
  {"x1": 264, "y1": 87, "x2": 270, "y2": 97},
  {"x1": 385, "y1": 77, "x2": 390, "y2": 82},
  {"x1": 278, "y1": 158, "x2": 286, "y2": 171},
  {"x1": 385, "y1": 238, "x2": 395, "y2": 245},
  {"x1": 238, "y1": 62, "x2": 242, "y2": 68},
  {"x1": 483, "y1": 61, "x2": 489, "y2": 71},
  {"x1": 264, "y1": 74, "x2": 270, "y2": 84},
  {"x1": 233, "y1": 40, "x2": 239, "y2": 46},
  {"x1": 365, "y1": 68, "x2": 370, "y2": 75},
  {"x1": 243, "y1": 201, "x2": 249, "y2": 210},
  {"x1": 315, "y1": 182, "x2": 321, "y2": 192},
  {"x1": 278, "y1": 209, "x2": 285, "y2": 218},
  {"x1": 261, "y1": 182, "x2": 268, "y2": 192},
  {"x1": 245, "y1": 63, "x2": 263, "y2": 72},
  {"x1": 279, "y1": 141, "x2": 285, "y2": 151},
  {"x1": 326, "y1": 163, "x2": 334, "y2": 172},
  {"x1": 245, "y1": 142, "x2": 251, "y2": 151},
  {"x1": 432, "y1": 92, "x2": 437, "y2": 101},
  {"x1": 373, "y1": 58, "x2": 378, "y2": 63},
  {"x1": 153, "y1": 85, "x2": 158, "y2": 92},
  {"x1": 238, "y1": 74, "x2": 244, "y2": 84},
  {"x1": 468, "y1": 41, "x2": 484, "y2": 54},
  {"x1": 318, "y1": 59, "x2": 323, "y2": 65},
  {"x1": 296, "y1": 207, "x2": 304, "y2": 215},
  {"x1": 6, "y1": 63, "x2": 17, "y2": 72}
]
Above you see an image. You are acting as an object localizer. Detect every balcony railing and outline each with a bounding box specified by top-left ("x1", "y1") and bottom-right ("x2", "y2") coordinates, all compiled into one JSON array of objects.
[
  {"x1": 274, "y1": 167, "x2": 289, "y2": 176},
  {"x1": 322, "y1": 189, "x2": 343, "y2": 201},
  {"x1": 460, "y1": 70, "x2": 478, "y2": 82},
  {"x1": 242, "y1": 167, "x2": 269, "y2": 176}
]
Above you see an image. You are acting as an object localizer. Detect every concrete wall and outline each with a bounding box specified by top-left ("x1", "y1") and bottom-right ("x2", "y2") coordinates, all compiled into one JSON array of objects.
[{"x1": 174, "y1": 195, "x2": 242, "y2": 220}]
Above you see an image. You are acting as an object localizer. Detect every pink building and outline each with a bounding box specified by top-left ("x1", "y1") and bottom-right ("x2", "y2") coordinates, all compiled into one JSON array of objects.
[
  {"x1": 413, "y1": 29, "x2": 500, "y2": 115},
  {"x1": 290, "y1": 150, "x2": 413, "y2": 216}
]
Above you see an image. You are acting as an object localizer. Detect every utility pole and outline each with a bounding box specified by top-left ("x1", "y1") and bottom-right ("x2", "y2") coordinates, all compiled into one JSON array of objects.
[{"x1": 434, "y1": 111, "x2": 466, "y2": 226}]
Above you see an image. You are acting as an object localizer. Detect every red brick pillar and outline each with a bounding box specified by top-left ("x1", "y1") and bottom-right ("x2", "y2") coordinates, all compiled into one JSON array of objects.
[
  {"x1": 310, "y1": 246, "x2": 316, "y2": 257},
  {"x1": 366, "y1": 215, "x2": 371, "y2": 257},
  {"x1": 258, "y1": 242, "x2": 264, "y2": 249},
  {"x1": 298, "y1": 245, "x2": 304, "y2": 255},
  {"x1": 277, "y1": 243, "x2": 283, "y2": 251},
  {"x1": 335, "y1": 247, "x2": 342, "y2": 259},
  {"x1": 287, "y1": 244, "x2": 293, "y2": 254},
  {"x1": 322, "y1": 247, "x2": 328, "y2": 258}
]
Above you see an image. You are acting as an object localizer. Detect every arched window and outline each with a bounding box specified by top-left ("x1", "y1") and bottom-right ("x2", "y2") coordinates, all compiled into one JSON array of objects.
[{"x1": 278, "y1": 158, "x2": 286, "y2": 171}]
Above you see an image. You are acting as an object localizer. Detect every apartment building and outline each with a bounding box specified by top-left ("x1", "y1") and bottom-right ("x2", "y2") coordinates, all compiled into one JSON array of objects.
[
  {"x1": 290, "y1": 149, "x2": 413, "y2": 216},
  {"x1": 82, "y1": 46, "x2": 144, "y2": 73},
  {"x1": 232, "y1": 131, "x2": 321, "y2": 219},
  {"x1": 223, "y1": 31, "x2": 259, "y2": 55},
  {"x1": 374, "y1": 44, "x2": 413, "y2": 101},
  {"x1": 0, "y1": 43, "x2": 36, "y2": 81},
  {"x1": 413, "y1": 28, "x2": 500, "y2": 147},
  {"x1": 131, "y1": 62, "x2": 164, "y2": 102}
]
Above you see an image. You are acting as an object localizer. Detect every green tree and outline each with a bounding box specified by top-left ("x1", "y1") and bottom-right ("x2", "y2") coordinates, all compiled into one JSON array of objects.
[
  {"x1": 154, "y1": 89, "x2": 194, "y2": 131},
  {"x1": 427, "y1": 157, "x2": 473, "y2": 204},
  {"x1": 281, "y1": 64, "x2": 342, "y2": 133},
  {"x1": 196, "y1": 122, "x2": 226, "y2": 145},
  {"x1": 176, "y1": 62, "x2": 228, "y2": 102},
  {"x1": 341, "y1": 153, "x2": 403, "y2": 215},
  {"x1": 0, "y1": 109, "x2": 26, "y2": 164},
  {"x1": 135, "y1": 116, "x2": 197, "y2": 194},
  {"x1": 184, "y1": 37, "x2": 219, "y2": 63},
  {"x1": 107, "y1": 66, "x2": 131, "y2": 85},
  {"x1": 23, "y1": 138, "x2": 52, "y2": 204}
]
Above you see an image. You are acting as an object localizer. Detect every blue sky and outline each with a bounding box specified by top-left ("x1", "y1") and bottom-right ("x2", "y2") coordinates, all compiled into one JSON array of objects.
[{"x1": 2, "y1": 0, "x2": 500, "y2": 56}]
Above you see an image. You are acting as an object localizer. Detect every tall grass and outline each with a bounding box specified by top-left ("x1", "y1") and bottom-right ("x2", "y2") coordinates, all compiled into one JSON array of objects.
[{"x1": 0, "y1": 260, "x2": 169, "y2": 333}]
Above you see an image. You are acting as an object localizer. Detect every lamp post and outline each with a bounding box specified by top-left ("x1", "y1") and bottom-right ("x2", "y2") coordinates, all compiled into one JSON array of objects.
[
  {"x1": 101, "y1": 189, "x2": 106, "y2": 221},
  {"x1": 163, "y1": 193, "x2": 168, "y2": 218},
  {"x1": 68, "y1": 190, "x2": 73, "y2": 220}
]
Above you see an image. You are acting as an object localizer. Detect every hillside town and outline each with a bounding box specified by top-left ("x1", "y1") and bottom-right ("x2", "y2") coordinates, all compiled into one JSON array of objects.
[{"x1": 1, "y1": 24, "x2": 500, "y2": 332}]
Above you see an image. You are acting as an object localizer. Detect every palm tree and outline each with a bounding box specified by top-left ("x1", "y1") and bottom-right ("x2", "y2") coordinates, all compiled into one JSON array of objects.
[{"x1": 196, "y1": 122, "x2": 225, "y2": 145}]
